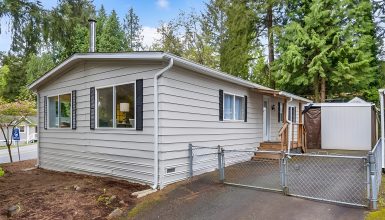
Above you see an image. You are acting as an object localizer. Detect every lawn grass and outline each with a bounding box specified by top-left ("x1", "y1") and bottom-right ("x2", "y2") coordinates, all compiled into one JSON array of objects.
[{"x1": 366, "y1": 175, "x2": 385, "y2": 220}]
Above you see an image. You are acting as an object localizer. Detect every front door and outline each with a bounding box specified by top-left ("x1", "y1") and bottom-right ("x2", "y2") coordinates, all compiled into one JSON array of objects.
[{"x1": 263, "y1": 97, "x2": 270, "y2": 141}]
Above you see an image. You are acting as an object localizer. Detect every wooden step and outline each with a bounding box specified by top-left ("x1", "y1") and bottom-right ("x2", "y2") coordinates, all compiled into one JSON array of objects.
[
  {"x1": 252, "y1": 153, "x2": 282, "y2": 160},
  {"x1": 259, "y1": 142, "x2": 283, "y2": 151}
]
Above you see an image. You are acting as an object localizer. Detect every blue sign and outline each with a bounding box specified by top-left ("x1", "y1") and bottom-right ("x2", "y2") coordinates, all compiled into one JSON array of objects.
[{"x1": 12, "y1": 128, "x2": 20, "y2": 141}]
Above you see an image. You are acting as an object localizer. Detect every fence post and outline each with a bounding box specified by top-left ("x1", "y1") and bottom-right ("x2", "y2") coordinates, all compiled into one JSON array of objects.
[
  {"x1": 188, "y1": 143, "x2": 193, "y2": 178},
  {"x1": 369, "y1": 151, "x2": 378, "y2": 210},
  {"x1": 218, "y1": 145, "x2": 225, "y2": 183},
  {"x1": 282, "y1": 153, "x2": 289, "y2": 195}
]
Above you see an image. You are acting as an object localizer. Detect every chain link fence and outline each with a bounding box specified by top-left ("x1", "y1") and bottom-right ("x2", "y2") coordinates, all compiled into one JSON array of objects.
[
  {"x1": 285, "y1": 153, "x2": 368, "y2": 206},
  {"x1": 223, "y1": 150, "x2": 283, "y2": 192},
  {"x1": 369, "y1": 139, "x2": 383, "y2": 209},
  {"x1": 189, "y1": 139, "x2": 384, "y2": 209}
]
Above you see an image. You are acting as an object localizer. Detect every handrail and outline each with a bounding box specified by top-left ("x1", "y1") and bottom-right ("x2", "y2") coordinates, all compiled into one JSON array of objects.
[{"x1": 279, "y1": 123, "x2": 288, "y2": 136}]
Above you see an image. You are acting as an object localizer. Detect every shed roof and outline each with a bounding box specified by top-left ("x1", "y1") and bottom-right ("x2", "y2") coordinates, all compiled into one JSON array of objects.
[{"x1": 28, "y1": 52, "x2": 312, "y2": 103}]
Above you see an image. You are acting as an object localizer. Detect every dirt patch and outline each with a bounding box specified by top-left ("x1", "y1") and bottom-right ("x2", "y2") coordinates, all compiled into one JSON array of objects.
[{"x1": 0, "y1": 160, "x2": 150, "y2": 220}]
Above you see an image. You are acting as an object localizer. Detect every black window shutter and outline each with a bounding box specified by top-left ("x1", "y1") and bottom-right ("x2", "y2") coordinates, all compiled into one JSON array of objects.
[
  {"x1": 136, "y1": 79, "x2": 143, "y2": 130},
  {"x1": 219, "y1": 90, "x2": 223, "y2": 121},
  {"x1": 90, "y1": 87, "x2": 95, "y2": 130},
  {"x1": 72, "y1": 90, "x2": 77, "y2": 130},
  {"x1": 294, "y1": 107, "x2": 297, "y2": 123},
  {"x1": 278, "y1": 102, "x2": 281, "y2": 122},
  {"x1": 44, "y1": 96, "x2": 47, "y2": 130},
  {"x1": 244, "y1": 95, "x2": 247, "y2": 122}
]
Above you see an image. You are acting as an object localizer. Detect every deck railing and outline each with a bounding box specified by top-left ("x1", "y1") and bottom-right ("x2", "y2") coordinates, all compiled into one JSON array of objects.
[{"x1": 279, "y1": 123, "x2": 307, "y2": 152}]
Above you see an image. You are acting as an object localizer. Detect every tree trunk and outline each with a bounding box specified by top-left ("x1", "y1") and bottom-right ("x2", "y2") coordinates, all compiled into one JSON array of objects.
[
  {"x1": 7, "y1": 144, "x2": 13, "y2": 163},
  {"x1": 267, "y1": 4, "x2": 275, "y2": 89},
  {"x1": 320, "y1": 77, "x2": 326, "y2": 102},
  {"x1": 314, "y1": 74, "x2": 320, "y2": 102}
]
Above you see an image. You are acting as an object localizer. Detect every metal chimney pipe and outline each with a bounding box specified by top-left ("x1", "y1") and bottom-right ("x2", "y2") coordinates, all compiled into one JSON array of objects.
[{"x1": 88, "y1": 19, "x2": 97, "y2": 52}]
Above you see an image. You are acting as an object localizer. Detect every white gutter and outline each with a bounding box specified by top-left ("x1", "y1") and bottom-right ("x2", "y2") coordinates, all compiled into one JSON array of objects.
[
  {"x1": 152, "y1": 57, "x2": 174, "y2": 189},
  {"x1": 286, "y1": 97, "x2": 293, "y2": 154},
  {"x1": 379, "y1": 89, "x2": 385, "y2": 169}
]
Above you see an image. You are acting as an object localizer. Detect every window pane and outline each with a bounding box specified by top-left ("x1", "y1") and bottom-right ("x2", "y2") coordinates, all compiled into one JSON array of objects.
[
  {"x1": 97, "y1": 87, "x2": 113, "y2": 127},
  {"x1": 116, "y1": 83, "x2": 135, "y2": 128},
  {"x1": 48, "y1": 96, "x2": 58, "y2": 128},
  {"x1": 59, "y1": 94, "x2": 71, "y2": 128},
  {"x1": 235, "y1": 96, "x2": 244, "y2": 120},
  {"x1": 224, "y1": 94, "x2": 234, "y2": 120},
  {"x1": 19, "y1": 126, "x2": 25, "y2": 132}
]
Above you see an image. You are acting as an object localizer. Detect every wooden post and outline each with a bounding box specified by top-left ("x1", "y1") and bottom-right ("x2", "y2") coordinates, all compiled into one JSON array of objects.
[{"x1": 298, "y1": 103, "x2": 303, "y2": 148}]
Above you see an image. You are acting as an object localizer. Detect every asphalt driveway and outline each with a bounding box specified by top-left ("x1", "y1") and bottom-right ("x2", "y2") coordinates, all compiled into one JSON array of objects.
[{"x1": 130, "y1": 179, "x2": 366, "y2": 220}]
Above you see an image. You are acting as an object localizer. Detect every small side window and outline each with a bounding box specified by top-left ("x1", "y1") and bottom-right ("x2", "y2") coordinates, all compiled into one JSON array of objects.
[{"x1": 223, "y1": 93, "x2": 245, "y2": 121}]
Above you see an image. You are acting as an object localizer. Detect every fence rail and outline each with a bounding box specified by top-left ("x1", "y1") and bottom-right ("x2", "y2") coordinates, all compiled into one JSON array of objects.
[{"x1": 189, "y1": 139, "x2": 383, "y2": 209}]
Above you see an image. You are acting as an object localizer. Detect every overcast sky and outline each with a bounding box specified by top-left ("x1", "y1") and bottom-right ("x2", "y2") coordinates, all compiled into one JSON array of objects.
[{"x1": 0, "y1": 0, "x2": 207, "y2": 52}]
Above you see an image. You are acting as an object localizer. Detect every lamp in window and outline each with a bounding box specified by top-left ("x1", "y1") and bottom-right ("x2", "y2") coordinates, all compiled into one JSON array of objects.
[{"x1": 120, "y1": 103, "x2": 131, "y2": 128}]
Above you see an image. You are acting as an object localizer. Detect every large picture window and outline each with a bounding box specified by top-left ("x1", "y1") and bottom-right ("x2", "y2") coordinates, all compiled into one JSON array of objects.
[
  {"x1": 48, "y1": 94, "x2": 71, "y2": 128},
  {"x1": 224, "y1": 93, "x2": 244, "y2": 121},
  {"x1": 97, "y1": 83, "x2": 135, "y2": 128}
]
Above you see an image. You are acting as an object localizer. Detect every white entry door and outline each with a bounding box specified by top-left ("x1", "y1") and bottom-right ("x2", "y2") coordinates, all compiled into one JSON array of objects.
[{"x1": 263, "y1": 97, "x2": 270, "y2": 141}]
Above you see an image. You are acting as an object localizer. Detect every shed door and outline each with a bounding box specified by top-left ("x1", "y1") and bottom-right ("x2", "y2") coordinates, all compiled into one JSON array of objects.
[{"x1": 304, "y1": 108, "x2": 321, "y2": 149}]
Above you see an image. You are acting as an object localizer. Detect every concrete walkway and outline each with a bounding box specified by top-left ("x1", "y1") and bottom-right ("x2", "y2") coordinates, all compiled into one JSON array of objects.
[
  {"x1": 0, "y1": 144, "x2": 37, "y2": 164},
  {"x1": 131, "y1": 180, "x2": 367, "y2": 220}
]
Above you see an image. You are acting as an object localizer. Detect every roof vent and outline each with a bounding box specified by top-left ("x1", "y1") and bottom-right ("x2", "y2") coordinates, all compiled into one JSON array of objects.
[{"x1": 88, "y1": 18, "x2": 97, "y2": 52}]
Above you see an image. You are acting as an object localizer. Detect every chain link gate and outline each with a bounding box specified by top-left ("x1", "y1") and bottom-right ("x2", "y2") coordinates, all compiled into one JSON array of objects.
[
  {"x1": 189, "y1": 142, "x2": 383, "y2": 209},
  {"x1": 285, "y1": 153, "x2": 368, "y2": 207}
]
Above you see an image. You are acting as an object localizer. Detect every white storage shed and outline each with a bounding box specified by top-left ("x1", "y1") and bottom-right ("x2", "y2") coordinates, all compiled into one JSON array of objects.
[{"x1": 304, "y1": 99, "x2": 377, "y2": 151}]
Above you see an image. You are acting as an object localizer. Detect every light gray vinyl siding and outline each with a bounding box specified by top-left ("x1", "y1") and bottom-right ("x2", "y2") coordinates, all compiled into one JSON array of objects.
[
  {"x1": 157, "y1": 67, "x2": 262, "y2": 187},
  {"x1": 37, "y1": 61, "x2": 164, "y2": 184}
]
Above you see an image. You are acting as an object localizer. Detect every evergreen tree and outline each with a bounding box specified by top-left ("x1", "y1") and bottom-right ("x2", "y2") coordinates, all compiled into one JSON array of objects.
[
  {"x1": 201, "y1": 0, "x2": 228, "y2": 69},
  {"x1": 276, "y1": 0, "x2": 378, "y2": 102},
  {"x1": 98, "y1": 10, "x2": 125, "y2": 52},
  {"x1": 96, "y1": 5, "x2": 107, "y2": 51},
  {"x1": 47, "y1": 0, "x2": 95, "y2": 59},
  {"x1": 123, "y1": 7, "x2": 143, "y2": 51},
  {"x1": 220, "y1": 0, "x2": 257, "y2": 80}
]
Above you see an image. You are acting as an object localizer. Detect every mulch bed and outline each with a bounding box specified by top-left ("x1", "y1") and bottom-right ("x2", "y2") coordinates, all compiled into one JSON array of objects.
[{"x1": 0, "y1": 160, "x2": 150, "y2": 220}]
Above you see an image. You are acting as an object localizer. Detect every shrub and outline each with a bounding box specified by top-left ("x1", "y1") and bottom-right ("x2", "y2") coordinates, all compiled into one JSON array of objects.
[{"x1": 0, "y1": 167, "x2": 4, "y2": 177}]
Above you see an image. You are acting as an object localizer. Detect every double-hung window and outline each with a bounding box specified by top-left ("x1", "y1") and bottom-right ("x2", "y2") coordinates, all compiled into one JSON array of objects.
[
  {"x1": 288, "y1": 106, "x2": 297, "y2": 123},
  {"x1": 224, "y1": 93, "x2": 244, "y2": 121},
  {"x1": 48, "y1": 94, "x2": 72, "y2": 128},
  {"x1": 97, "y1": 83, "x2": 135, "y2": 128}
]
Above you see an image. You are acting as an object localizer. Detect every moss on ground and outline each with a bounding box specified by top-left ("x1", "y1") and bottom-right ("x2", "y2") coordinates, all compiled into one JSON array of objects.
[{"x1": 366, "y1": 175, "x2": 385, "y2": 220}]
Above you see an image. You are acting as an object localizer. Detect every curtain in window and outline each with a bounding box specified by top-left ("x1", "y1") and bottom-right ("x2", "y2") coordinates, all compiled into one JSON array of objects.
[
  {"x1": 235, "y1": 96, "x2": 244, "y2": 120},
  {"x1": 48, "y1": 96, "x2": 58, "y2": 128},
  {"x1": 224, "y1": 94, "x2": 233, "y2": 119}
]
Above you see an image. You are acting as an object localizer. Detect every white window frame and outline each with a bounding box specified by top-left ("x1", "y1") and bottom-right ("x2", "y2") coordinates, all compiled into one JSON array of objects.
[
  {"x1": 223, "y1": 92, "x2": 245, "y2": 121},
  {"x1": 288, "y1": 106, "x2": 297, "y2": 123},
  {"x1": 47, "y1": 93, "x2": 72, "y2": 129},
  {"x1": 95, "y1": 81, "x2": 136, "y2": 130},
  {"x1": 18, "y1": 125, "x2": 25, "y2": 133}
]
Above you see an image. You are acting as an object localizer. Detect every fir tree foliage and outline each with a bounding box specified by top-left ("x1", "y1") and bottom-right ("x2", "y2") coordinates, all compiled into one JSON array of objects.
[{"x1": 123, "y1": 7, "x2": 143, "y2": 51}]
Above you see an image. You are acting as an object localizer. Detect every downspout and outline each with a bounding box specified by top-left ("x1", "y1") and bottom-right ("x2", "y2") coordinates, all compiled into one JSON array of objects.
[
  {"x1": 153, "y1": 57, "x2": 174, "y2": 189},
  {"x1": 286, "y1": 97, "x2": 293, "y2": 154},
  {"x1": 379, "y1": 90, "x2": 384, "y2": 170},
  {"x1": 36, "y1": 93, "x2": 40, "y2": 167}
]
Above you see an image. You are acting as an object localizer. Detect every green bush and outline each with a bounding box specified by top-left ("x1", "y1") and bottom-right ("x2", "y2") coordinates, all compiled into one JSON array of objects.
[{"x1": 0, "y1": 167, "x2": 4, "y2": 177}]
